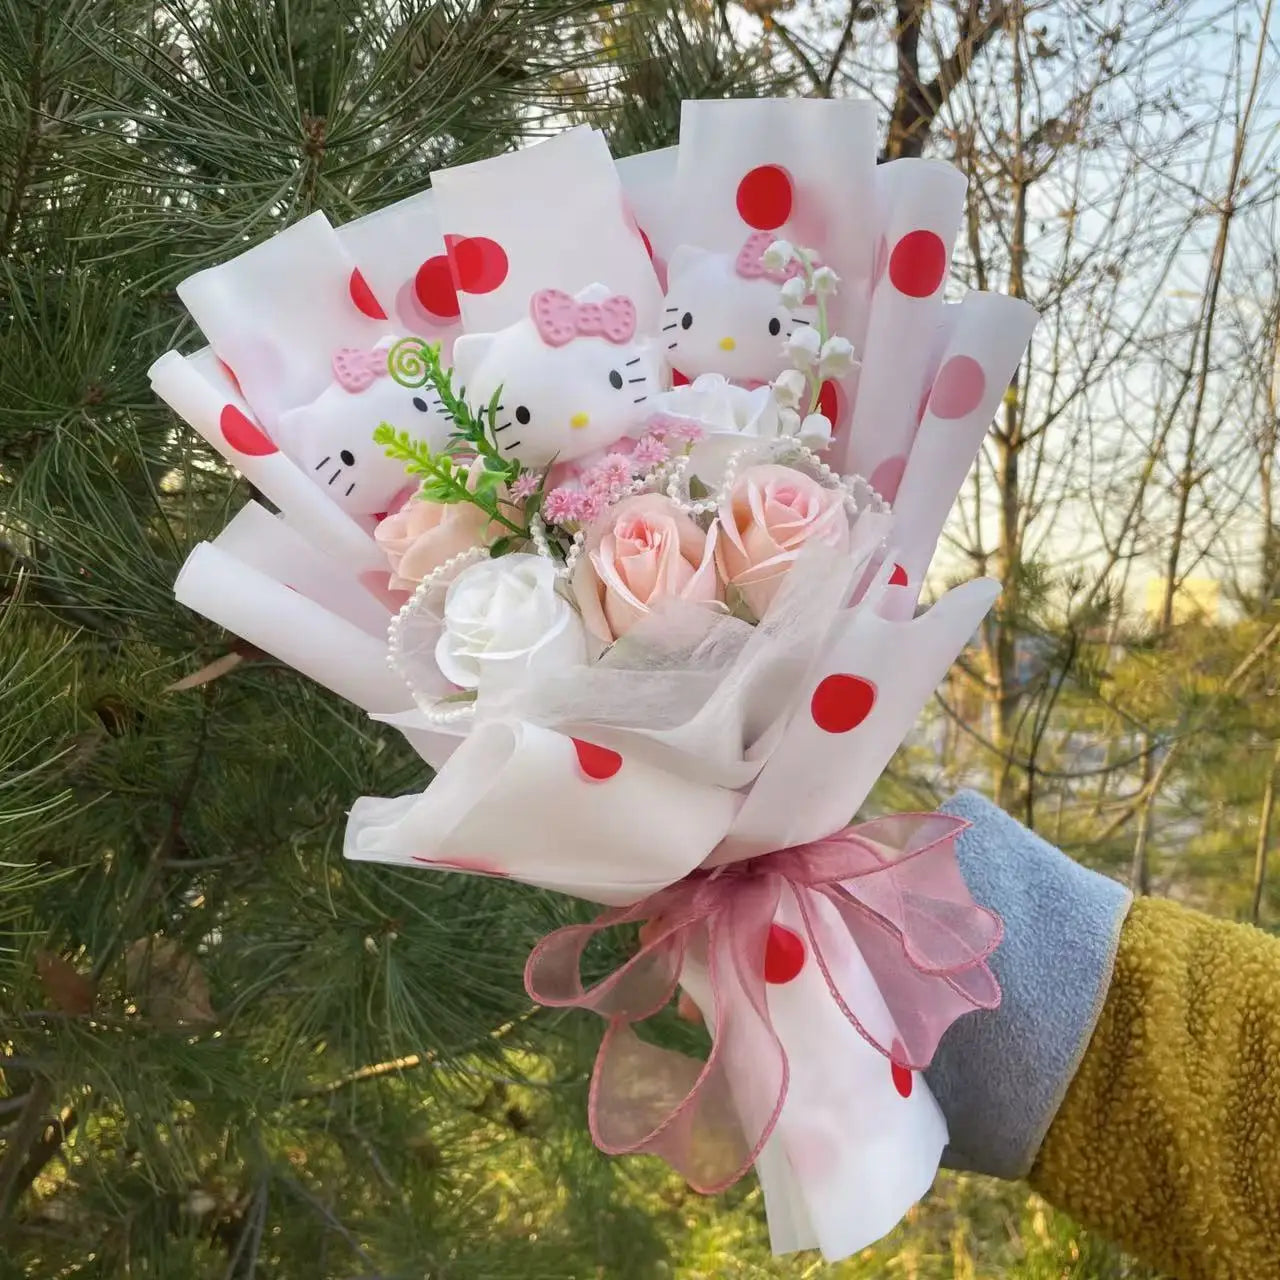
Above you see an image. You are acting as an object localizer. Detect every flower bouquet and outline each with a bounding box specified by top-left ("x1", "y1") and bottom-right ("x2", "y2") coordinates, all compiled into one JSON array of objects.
[{"x1": 152, "y1": 97, "x2": 1038, "y2": 1260}]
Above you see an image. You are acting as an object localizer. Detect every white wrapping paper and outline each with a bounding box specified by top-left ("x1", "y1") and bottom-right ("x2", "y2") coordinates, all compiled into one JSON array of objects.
[
  {"x1": 176, "y1": 212, "x2": 390, "y2": 428},
  {"x1": 174, "y1": 544, "x2": 411, "y2": 715},
  {"x1": 149, "y1": 349, "x2": 384, "y2": 573},
  {"x1": 679, "y1": 885, "x2": 948, "y2": 1258},
  {"x1": 836, "y1": 159, "x2": 968, "y2": 491},
  {"x1": 336, "y1": 188, "x2": 464, "y2": 358},
  {"x1": 429, "y1": 127, "x2": 663, "y2": 333}
]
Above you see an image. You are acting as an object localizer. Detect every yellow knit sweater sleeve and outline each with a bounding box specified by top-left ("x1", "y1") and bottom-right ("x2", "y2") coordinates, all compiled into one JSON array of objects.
[{"x1": 1029, "y1": 896, "x2": 1280, "y2": 1279}]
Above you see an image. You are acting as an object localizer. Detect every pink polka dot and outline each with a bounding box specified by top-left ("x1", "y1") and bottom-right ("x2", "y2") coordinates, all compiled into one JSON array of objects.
[
  {"x1": 573, "y1": 738, "x2": 622, "y2": 781},
  {"x1": 219, "y1": 404, "x2": 276, "y2": 456},
  {"x1": 415, "y1": 255, "x2": 460, "y2": 320},
  {"x1": 446, "y1": 235, "x2": 509, "y2": 294},
  {"x1": 888, "y1": 230, "x2": 947, "y2": 298},
  {"x1": 348, "y1": 267, "x2": 387, "y2": 320},
  {"x1": 929, "y1": 355, "x2": 986, "y2": 420},
  {"x1": 736, "y1": 165, "x2": 793, "y2": 231},
  {"x1": 889, "y1": 563, "x2": 909, "y2": 587},
  {"x1": 890, "y1": 1038, "x2": 913, "y2": 1098},
  {"x1": 869, "y1": 454, "x2": 907, "y2": 502},
  {"x1": 764, "y1": 924, "x2": 805, "y2": 984},
  {"x1": 810, "y1": 674, "x2": 877, "y2": 734}
]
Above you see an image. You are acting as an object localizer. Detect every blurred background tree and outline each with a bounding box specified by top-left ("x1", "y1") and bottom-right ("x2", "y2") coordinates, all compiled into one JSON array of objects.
[{"x1": 1, "y1": 0, "x2": 1275, "y2": 1276}]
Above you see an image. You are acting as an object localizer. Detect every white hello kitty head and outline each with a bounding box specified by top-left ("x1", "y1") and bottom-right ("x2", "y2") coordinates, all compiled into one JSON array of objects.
[
  {"x1": 274, "y1": 340, "x2": 451, "y2": 518},
  {"x1": 662, "y1": 235, "x2": 818, "y2": 383},
  {"x1": 450, "y1": 283, "x2": 663, "y2": 468}
]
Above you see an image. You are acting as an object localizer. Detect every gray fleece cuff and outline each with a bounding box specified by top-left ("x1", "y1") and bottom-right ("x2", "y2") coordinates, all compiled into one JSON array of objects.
[{"x1": 922, "y1": 790, "x2": 1132, "y2": 1179}]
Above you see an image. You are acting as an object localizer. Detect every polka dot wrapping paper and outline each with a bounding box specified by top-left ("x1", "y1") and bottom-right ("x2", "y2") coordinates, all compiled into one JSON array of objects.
[{"x1": 151, "y1": 98, "x2": 1031, "y2": 1263}]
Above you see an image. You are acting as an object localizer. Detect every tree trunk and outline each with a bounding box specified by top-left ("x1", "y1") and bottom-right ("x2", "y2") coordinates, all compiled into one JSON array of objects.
[{"x1": 1252, "y1": 741, "x2": 1280, "y2": 925}]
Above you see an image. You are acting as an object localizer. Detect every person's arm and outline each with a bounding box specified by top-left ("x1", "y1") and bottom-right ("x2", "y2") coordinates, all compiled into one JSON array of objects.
[{"x1": 928, "y1": 791, "x2": 1280, "y2": 1280}]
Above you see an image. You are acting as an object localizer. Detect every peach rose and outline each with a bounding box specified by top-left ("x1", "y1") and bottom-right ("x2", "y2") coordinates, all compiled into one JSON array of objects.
[
  {"x1": 574, "y1": 493, "x2": 722, "y2": 642},
  {"x1": 374, "y1": 460, "x2": 499, "y2": 590},
  {"x1": 716, "y1": 464, "x2": 850, "y2": 617}
]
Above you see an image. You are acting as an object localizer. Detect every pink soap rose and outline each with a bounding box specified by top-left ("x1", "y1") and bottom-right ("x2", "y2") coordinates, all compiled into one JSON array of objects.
[
  {"x1": 574, "y1": 493, "x2": 722, "y2": 642},
  {"x1": 374, "y1": 460, "x2": 499, "y2": 590},
  {"x1": 716, "y1": 464, "x2": 850, "y2": 617}
]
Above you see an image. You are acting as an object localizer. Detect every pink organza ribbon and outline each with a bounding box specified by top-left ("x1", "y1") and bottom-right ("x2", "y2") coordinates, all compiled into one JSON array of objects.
[{"x1": 525, "y1": 812, "x2": 1002, "y2": 1194}]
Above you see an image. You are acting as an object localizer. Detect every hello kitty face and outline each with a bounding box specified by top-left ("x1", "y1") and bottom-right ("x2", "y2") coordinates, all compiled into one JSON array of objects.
[
  {"x1": 662, "y1": 242, "x2": 817, "y2": 383},
  {"x1": 450, "y1": 283, "x2": 663, "y2": 469},
  {"x1": 274, "y1": 341, "x2": 451, "y2": 518}
]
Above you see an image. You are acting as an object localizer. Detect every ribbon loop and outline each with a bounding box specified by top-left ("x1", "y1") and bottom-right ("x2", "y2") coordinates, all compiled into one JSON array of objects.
[{"x1": 525, "y1": 814, "x2": 1001, "y2": 1192}]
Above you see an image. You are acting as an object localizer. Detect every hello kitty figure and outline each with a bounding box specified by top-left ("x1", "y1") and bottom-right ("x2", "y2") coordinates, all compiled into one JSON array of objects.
[
  {"x1": 274, "y1": 340, "x2": 452, "y2": 518},
  {"x1": 662, "y1": 232, "x2": 818, "y2": 384},
  {"x1": 450, "y1": 283, "x2": 664, "y2": 469}
]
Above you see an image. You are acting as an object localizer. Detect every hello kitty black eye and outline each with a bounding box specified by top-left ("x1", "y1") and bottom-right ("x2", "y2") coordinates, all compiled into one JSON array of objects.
[
  {"x1": 681, "y1": 312, "x2": 693, "y2": 330},
  {"x1": 609, "y1": 370, "x2": 623, "y2": 390},
  {"x1": 412, "y1": 396, "x2": 429, "y2": 412},
  {"x1": 515, "y1": 406, "x2": 531, "y2": 425},
  {"x1": 340, "y1": 449, "x2": 355, "y2": 466},
  {"x1": 768, "y1": 317, "x2": 781, "y2": 336}
]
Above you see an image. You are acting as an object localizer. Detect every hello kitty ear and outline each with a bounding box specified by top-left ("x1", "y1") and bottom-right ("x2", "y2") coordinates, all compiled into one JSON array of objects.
[
  {"x1": 450, "y1": 333, "x2": 496, "y2": 391},
  {"x1": 666, "y1": 244, "x2": 711, "y2": 286},
  {"x1": 573, "y1": 282, "x2": 614, "y2": 304}
]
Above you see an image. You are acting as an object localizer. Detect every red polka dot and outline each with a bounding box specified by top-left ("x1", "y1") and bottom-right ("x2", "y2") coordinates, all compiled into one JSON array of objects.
[
  {"x1": 929, "y1": 355, "x2": 986, "y2": 420},
  {"x1": 216, "y1": 358, "x2": 244, "y2": 398},
  {"x1": 446, "y1": 235, "x2": 509, "y2": 295},
  {"x1": 638, "y1": 225, "x2": 655, "y2": 260},
  {"x1": 817, "y1": 379, "x2": 840, "y2": 426},
  {"x1": 890, "y1": 1038, "x2": 913, "y2": 1098},
  {"x1": 888, "y1": 230, "x2": 947, "y2": 298},
  {"x1": 810, "y1": 674, "x2": 877, "y2": 733},
  {"x1": 869, "y1": 454, "x2": 907, "y2": 502},
  {"x1": 573, "y1": 738, "x2": 622, "y2": 781},
  {"x1": 348, "y1": 268, "x2": 387, "y2": 320},
  {"x1": 671, "y1": 368, "x2": 690, "y2": 387},
  {"x1": 764, "y1": 924, "x2": 805, "y2": 984},
  {"x1": 889, "y1": 563, "x2": 909, "y2": 587},
  {"x1": 219, "y1": 404, "x2": 276, "y2": 456},
  {"x1": 736, "y1": 165, "x2": 793, "y2": 231},
  {"x1": 415, "y1": 255, "x2": 460, "y2": 320}
]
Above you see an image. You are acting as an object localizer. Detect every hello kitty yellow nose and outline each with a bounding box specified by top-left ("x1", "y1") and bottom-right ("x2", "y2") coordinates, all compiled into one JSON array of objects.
[
  {"x1": 719, "y1": 336, "x2": 737, "y2": 352},
  {"x1": 570, "y1": 412, "x2": 590, "y2": 429}
]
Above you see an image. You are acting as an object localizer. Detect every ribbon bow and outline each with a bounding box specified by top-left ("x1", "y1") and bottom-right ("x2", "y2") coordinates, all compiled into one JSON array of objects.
[
  {"x1": 525, "y1": 812, "x2": 1001, "y2": 1194},
  {"x1": 332, "y1": 346, "x2": 390, "y2": 393},
  {"x1": 531, "y1": 289, "x2": 638, "y2": 348},
  {"x1": 735, "y1": 230, "x2": 817, "y2": 288}
]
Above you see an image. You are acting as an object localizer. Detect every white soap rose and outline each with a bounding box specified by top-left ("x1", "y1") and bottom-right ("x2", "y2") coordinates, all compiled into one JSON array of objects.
[
  {"x1": 435, "y1": 553, "x2": 587, "y2": 692},
  {"x1": 650, "y1": 373, "x2": 779, "y2": 438}
]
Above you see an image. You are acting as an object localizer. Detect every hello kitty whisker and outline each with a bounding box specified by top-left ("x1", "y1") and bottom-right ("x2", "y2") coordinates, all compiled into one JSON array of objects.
[
  {"x1": 662, "y1": 323, "x2": 678, "y2": 331},
  {"x1": 633, "y1": 396, "x2": 647, "y2": 404},
  {"x1": 493, "y1": 421, "x2": 512, "y2": 433},
  {"x1": 504, "y1": 440, "x2": 521, "y2": 452},
  {"x1": 626, "y1": 357, "x2": 642, "y2": 366},
  {"x1": 345, "y1": 483, "x2": 355, "y2": 496},
  {"x1": 628, "y1": 377, "x2": 646, "y2": 384},
  {"x1": 664, "y1": 307, "x2": 677, "y2": 313},
  {"x1": 314, "y1": 456, "x2": 330, "y2": 471},
  {"x1": 328, "y1": 470, "x2": 341, "y2": 486},
  {"x1": 668, "y1": 342, "x2": 678, "y2": 350}
]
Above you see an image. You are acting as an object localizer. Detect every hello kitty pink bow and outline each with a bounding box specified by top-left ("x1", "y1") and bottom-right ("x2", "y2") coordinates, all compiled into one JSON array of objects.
[
  {"x1": 531, "y1": 289, "x2": 637, "y2": 347},
  {"x1": 332, "y1": 346, "x2": 390, "y2": 393},
  {"x1": 736, "y1": 231, "x2": 817, "y2": 286}
]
